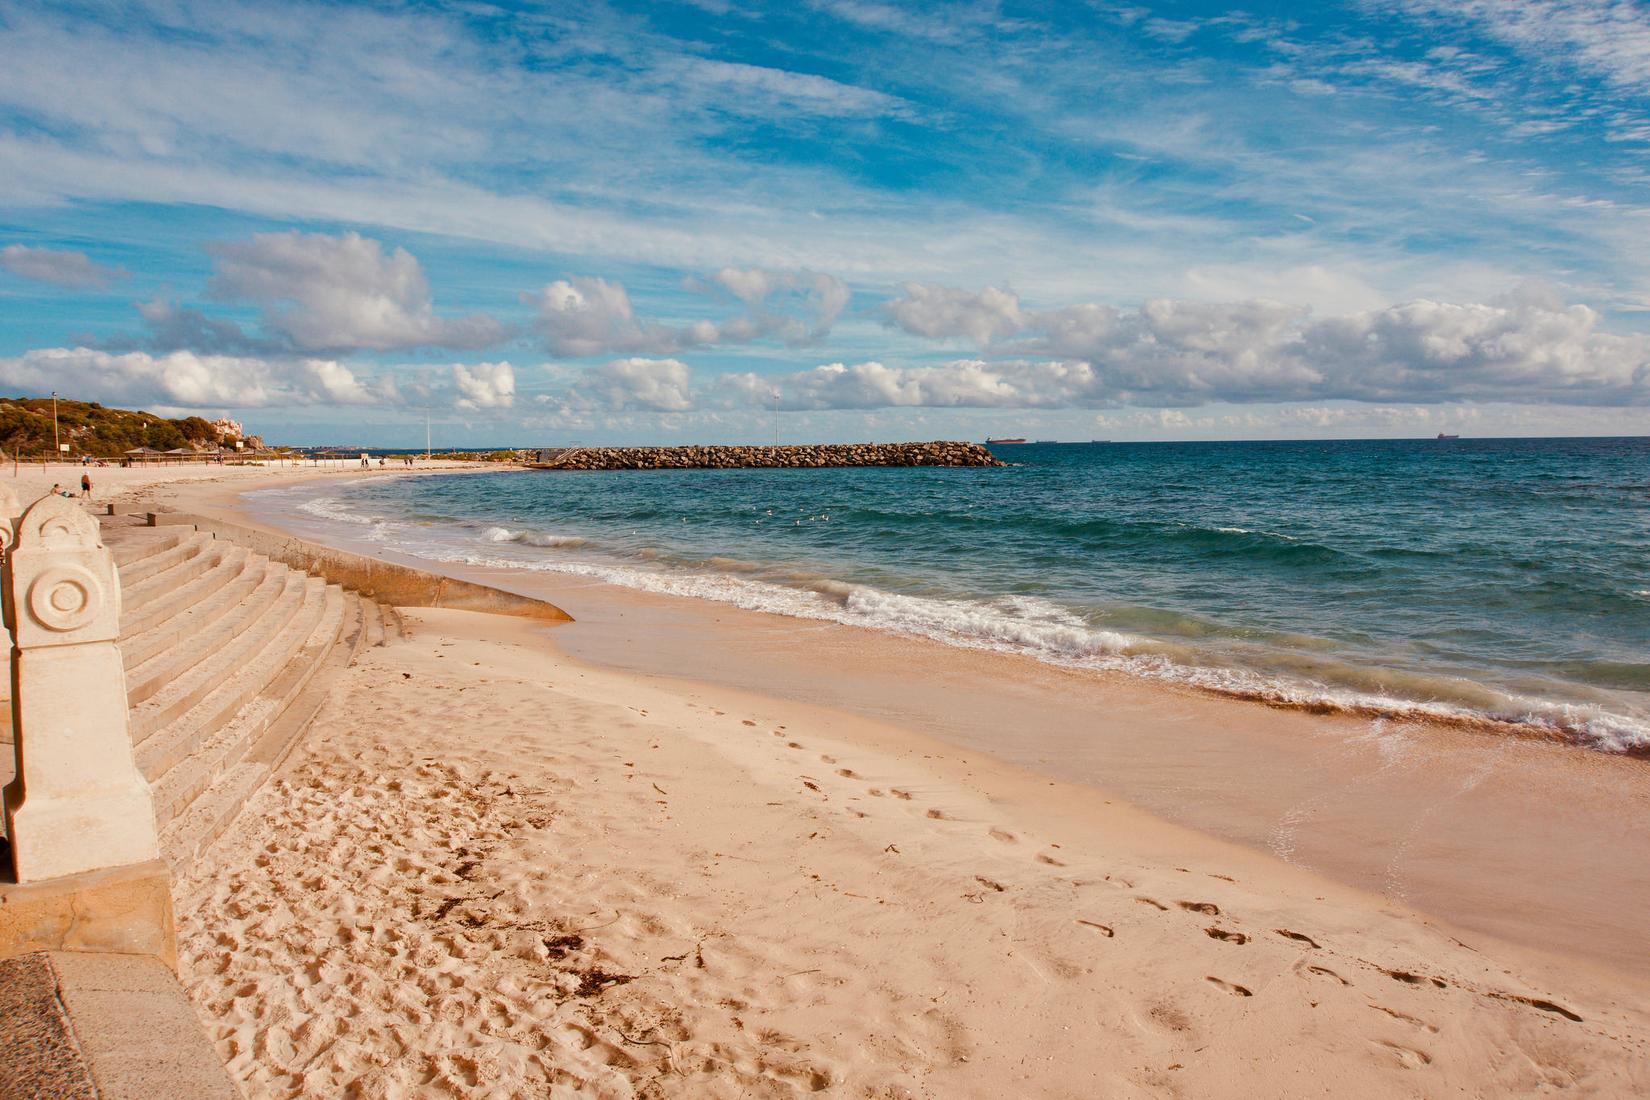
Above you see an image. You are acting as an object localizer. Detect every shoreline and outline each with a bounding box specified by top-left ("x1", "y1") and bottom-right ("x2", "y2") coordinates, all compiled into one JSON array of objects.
[
  {"x1": 252, "y1": 467, "x2": 1650, "y2": 757},
  {"x1": 94, "y1": 462, "x2": 1650, "y2": 1095},
  {"x1": 157, "y1": 466, "x2": 1650, "y2": 980}
]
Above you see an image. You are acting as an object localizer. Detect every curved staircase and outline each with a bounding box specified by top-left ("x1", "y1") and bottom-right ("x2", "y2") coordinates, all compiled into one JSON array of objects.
[{"x1": 100, "y1": 515, "x2": 400, "y2": 870}]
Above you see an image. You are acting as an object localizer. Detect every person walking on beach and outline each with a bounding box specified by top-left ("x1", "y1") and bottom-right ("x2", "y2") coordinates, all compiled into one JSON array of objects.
[{"x1": 81, "y1": 473, "x2": 92, "y2": 497}]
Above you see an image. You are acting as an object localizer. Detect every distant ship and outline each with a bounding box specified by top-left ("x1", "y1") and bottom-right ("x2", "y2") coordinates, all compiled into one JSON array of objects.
[
  {"x1": 1034, "y1": 439, "x2": 1057, "y2": 444},
  {"x1": 1436, "y1": 433, "x2": 1461, "y2": 440},
  {"x1": 986, "y1": 437, "x2": 1028, "y2": 445}
]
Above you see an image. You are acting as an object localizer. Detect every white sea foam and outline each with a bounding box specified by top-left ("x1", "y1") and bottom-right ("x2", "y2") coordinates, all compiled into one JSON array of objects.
[
  {"x1": 1215, "y1": 526, "x2": 1298, "y2": 541},
  {"x1": 483, "y1": 526, "x2": 589, "y2": 549},
  {"x1": 298, "y1": 494, "x2": 375, "y2": 525}
]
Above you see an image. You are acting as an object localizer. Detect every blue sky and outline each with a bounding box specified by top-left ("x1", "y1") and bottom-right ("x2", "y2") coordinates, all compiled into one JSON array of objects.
[{"x1": 2, "y1": 0, "x2": 1648, "y2": 445}]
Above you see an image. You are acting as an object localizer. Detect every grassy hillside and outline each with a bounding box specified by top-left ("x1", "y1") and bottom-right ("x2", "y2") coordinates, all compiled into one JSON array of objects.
[{"x1": 0, "y1": 397, "x2": 240, "y2": 457}]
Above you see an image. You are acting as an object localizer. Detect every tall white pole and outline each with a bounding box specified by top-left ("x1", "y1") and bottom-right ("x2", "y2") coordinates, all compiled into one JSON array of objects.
[
  {"x1": 772, "y1": 389, "x2": 780, "y2": 446},
  {"x1": 425, "y1": 408, "x2": 431, "y2": 459},
  {"x1": 51, "y1": 391, "x2": 60, "y2": 459}
]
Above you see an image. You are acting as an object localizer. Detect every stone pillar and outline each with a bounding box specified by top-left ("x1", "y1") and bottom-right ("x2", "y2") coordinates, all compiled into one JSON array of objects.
[{"x1": 2, "y1": 495, "x2": 159, "y2": 882}]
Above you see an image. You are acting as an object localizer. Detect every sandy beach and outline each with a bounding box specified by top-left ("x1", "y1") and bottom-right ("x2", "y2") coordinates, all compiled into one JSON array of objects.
[{"x1": 57, "y1": 462, "x2": 1650, "y2": 1097}]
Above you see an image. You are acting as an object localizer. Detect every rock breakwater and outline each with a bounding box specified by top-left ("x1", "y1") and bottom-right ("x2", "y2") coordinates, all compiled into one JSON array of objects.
[{"x1": 532, "y1": 441, "x2": 1003, "y2": 470}]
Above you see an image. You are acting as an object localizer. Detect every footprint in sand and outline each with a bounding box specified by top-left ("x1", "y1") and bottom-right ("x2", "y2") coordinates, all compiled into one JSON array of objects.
[
  {"x1": 1177, "y1": 901, "x2": 1220, "y2": 916},
  {"x1": 1076, "y1": 919, "x2": 1114, "y2": 937},
  {"x1": 1487, "y1": 992, "x2": 1583, "y2": 1022},
  {"x1": 742, "y1": 719, "x2": 757, "y2": 726},
  {"x1": 926, "y1": 808, "x2": 948, "y2": 820},
  {"x1": 1206, "y1": 977, "x2": 1253, "y2": 998},
  {"x1": 1205, "y1": 927, "x2": 1248, "y2": 945},
  {"x1": 1035, "y1": 853, "x2": 1066, "y2": 867},
  {"x1": 1304, "y1": 964, "x2": 1351, "y2": 986},
  {"x1": 1372, "y1": 1005, "x2": 1440, "y2": 1033},
  {"x1": 1275, "y1": 929, "x2": 1321, "y2": 949},
  {"x1": 1373, "y1": 1039, "x2": 1433, "y2": 1068},
  {"x1": 890, "y1": 789, "x2": 914, "y2": 800},
  {"x1": 1382, "y1": 968, "x2": 1447, "y2": 990},
  {"x1": 988, "y1": 828, "x2": 1018, "y2": 844},
  {"x1": 786, "y1": 742, "x2": 804, "y2": 750},
  {"x1": 1135, "y1": 897, "x2": 1168, "y2": 911},
  {"x1": 836, "y1": 768, "x2": 857, "y2": 779}
]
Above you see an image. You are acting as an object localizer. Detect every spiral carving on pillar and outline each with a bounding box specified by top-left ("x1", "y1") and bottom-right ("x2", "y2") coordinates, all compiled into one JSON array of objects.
[
  {"x1": 5, "y1": 494, "x2": 121, "y2": 645},
  {"x1": 27, "y1": 565, "x2": 102, "y2": 633}
]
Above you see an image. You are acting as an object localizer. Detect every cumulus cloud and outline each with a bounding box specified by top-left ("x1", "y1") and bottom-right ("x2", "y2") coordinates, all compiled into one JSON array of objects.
[
  {"x1": 207, "y1": 231, "x2": 505, "y2": 351},
  {"x1": 551, "y1": 358, "x2": 696, "y2": 412},
  {"x1": 874, "y1": 283, "x2": 1650, "y2": 408},
  {"x1": 720, "y1": 360, "x2": 1091, "y2": 410},
  {"x1": 530, "y1": 268, "x2": 849, "y2": 357},
  {"x1": 0, "y1": 347, "x2": 376, "y2": 408},
  {"x1": 689, "y1": 267, "x2": 850, "y2": 342},
  {"x1": 121, "y1": 299, "x2": 282, "y2": 356},
  {"x1": 883, "y1": 283, "x2": 1027, "y2": 344},
  {"x1": 528, "y1": 277, "x2": 686, "y2": 358},
  {"x1": 0, "y1": 244, "x2": 125, "y2": 288},
  {"x1": 452, "y1": 361, "x2": 515, "y2": 410}
]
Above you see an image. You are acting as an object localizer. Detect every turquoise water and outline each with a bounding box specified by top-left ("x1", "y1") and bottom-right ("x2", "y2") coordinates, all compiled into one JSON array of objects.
[{"x1": 264, "y1": 437, "x2": 1650, "y2": 752}]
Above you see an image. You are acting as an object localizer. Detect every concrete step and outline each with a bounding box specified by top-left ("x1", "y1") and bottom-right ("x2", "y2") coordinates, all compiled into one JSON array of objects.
[
  {"x1": 123, "y1": 556, "x2": 275, "y2": 704},
  {"x1": 107, "y1": 528, "x2": 195, "y2": 581},
  {"x1": 159, "y1": 760, "x2": 269, "y2": 870},
  {"x1": 343, "y1": 593, "x2": 374, "y2": 666},
  {"x1": 120, "y1": 542, "x2": 246, "y2": 641},
  {"x1": 147, "y1": 584, "x2": 343, "y2": 828},
  {"x1": 158, "y1": 593, "x2": 365, "y2": 869},
  {"x1": 132, "y1": 571, "x2": 314, "y2": 778},
  {"x1": 117, "y1": 534, "x2": 218, "y2": 616},
  {"x1": 129, "y1": 568, "x2": 308, "y2": 750},
  {"x1": 363, "y1": 598, "x2": 386, "y2": 647}
]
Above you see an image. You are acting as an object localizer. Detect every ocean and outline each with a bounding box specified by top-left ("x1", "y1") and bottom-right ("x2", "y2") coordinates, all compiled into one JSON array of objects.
[{"x1": 259, "y1": 437, "x2": 1650, "y2": 753}]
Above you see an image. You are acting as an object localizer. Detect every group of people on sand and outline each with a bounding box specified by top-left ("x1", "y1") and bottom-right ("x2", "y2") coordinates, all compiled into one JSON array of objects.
[
  {"x1": 49, "y1": 474, "x2": 94, "y2": 499},
  {"x1": 358, "y1": 455, "x2": 418, "y2": 468}
]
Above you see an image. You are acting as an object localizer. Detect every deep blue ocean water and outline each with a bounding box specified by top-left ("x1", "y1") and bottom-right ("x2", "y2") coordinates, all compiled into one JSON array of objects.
[{"x1": 263, "y1": 437, "x2": 1650, "y2": 752}]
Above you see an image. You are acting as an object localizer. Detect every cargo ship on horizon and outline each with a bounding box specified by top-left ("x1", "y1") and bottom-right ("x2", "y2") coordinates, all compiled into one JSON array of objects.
[{"x1": 985, "y1": 437, "x2": 1028, "y2": 445}]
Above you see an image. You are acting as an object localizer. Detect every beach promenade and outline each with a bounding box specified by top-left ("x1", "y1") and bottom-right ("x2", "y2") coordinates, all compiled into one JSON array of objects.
[{"x1": 3, "y1": 462, "x2": 1648, "y2": 1097}]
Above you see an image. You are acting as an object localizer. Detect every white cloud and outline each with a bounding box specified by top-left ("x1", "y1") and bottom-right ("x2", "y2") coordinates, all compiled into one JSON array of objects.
[
  {"x1": 670, "y1": 58, "x2": 908, "y2": 118},
  {"x1": 807, "y1": 285, "x2": 1650, "y2": 408},
  {"x1": 207, "y1": 231, "x2": 505, "y2": 351},
  {"x1": 0, "y1": 347, "x2": 375, "y2": 408},
  {"x1": 527, "y1": 277, "x2": 686, "y2": 358},
  {"x1": 738, "y1": 359, "x2": 1092, "y2": 410},
  {"x1": 0, "y1": 244, "x2": 124, "y2": 288},
  {"x1": 1376, "y1": 0, "x2": 1650, "y2": 92},
  {"x1": 691, "y1": 267, "x2": 851, "y2": 341},
  {"x1": 883, "y1": 283, "x2": 1028, "y2": 344},
  {"x1": 452, "y1": 361, "x2": 515, "y2": 410},
  {"x1": 532, "y1": 269, "x2": 850, "y2": 357},
  {"x1": 556, "y1": 358, "x2": 696, "y2": 412}
]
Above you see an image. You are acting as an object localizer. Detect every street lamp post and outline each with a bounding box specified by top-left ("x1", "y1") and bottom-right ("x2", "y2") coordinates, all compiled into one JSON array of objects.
[
  {"x1": 51, "y1": 391, "x2": 60, "y2": 460},
  {"x1": 771, "y1": 389, "x2": 780, "y2": 447}
]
